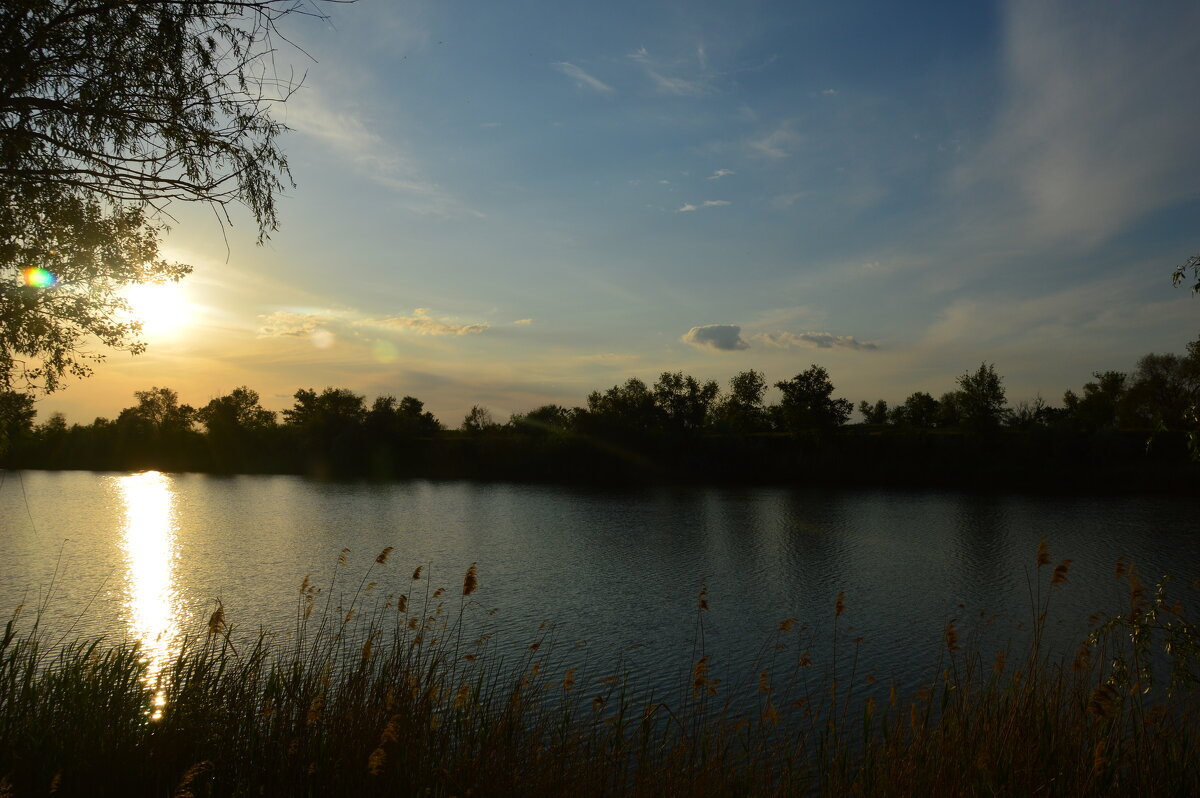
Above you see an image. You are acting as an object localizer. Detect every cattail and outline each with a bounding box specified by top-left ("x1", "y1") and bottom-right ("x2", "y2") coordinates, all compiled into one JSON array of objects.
[
  {"x1": 778, "y1": 618, "x2": 796, "y2": 633},
  {"x1": 762, "y1": 701, "x2": 779, "y2": 726},
  {"x1": 1115, "y1": 557, "x2": 1127, "y2": 579},
  {"x1": 463, "y1": 563, "x2": 478, "y2": 596},
  {"x1": 207, "y1": 601, "x2": 225, "y2": 636},
  {"x1": 299, "y1": 574, "x2": 311, "y2": 595},
  {"x1": 529, "y1": 641, "x2": 541, "y2": 653},
  {"x1": 1037, "y1": 539, "x2": 1050, "y2": 568},
  {"x1": 562, "y1": 668, "x2": 576, "y2": 691},
  {"x1": 1129, "y1": 571, "x2": 1146, "y2": 614},
  {"x1": 172, "y1": 762, "x2": 213, "y2": 798},
  {"x1": 338, "y1": 547, "x2": 350, "y2": 566},
  {"x1": 376, "y1": 546, "x2": 393, "y2": 565},
  {"x1": 1088, "y1": 683, "x2": 1118, "y2": 719},
  {"x1": 48, "y1": 774, "x2": 61, "y2": 795},
  {"x1": 592, "y1": 696, "x2": 606, "y2": 713},
  {"x1": 799, "y1": 651, "x2": 812, "y2": 668},
  {"x1": 412, "y1": 565, "x2": 423, "y2": 580},
  {"x1": 367, "y1": 747, "x2": 387, "y2": 776},
  {"x1": 1052, "y1": 559, "x2": 1072, "y2": 586},
  {"x1": 698, "y1": 586, "x2": 708, "y2": 612},
  {"x1": 432, "y1": 588, "x2": 445, "y2": 599},
  {"x1": 396, "y1": 594, "x2": 408, "y2": 613},
  {"x1": 758, "y1": 668, "x2": 771, "y2": 694},
  {"x1": 1073, "y1": 642, "x2": 1091, "y2": 672},
  {"x1": 835, "y1": 592, "x2": 846, "y2": 618},
  {"x1": 454, "y1": 683, "x2": 472, "y2": 709},
  {"x1": 692, "y1": 655, "x2": 710, "y2": 697},
  {"x1": 944, "y1": 620, "x2": 960, "y2": 652}
]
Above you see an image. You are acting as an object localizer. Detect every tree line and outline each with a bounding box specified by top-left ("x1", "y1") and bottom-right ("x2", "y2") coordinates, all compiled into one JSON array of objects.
[{"x1": 1, "y1": 335, "x2": 1197, "y2": 489}]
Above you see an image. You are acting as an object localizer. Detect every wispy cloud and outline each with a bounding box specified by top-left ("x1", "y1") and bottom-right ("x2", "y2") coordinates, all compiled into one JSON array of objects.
[
  {"x1": 750, "y1": 122, "x2": 802, "y2": 159},
  {"x1": 677, "y1": 200, "x2": 731, "y2": 212},
  {"x1": 552, "y1": 61, "x2": 615, "y2": 95},
  {"x1": 954, "y1": 1, "x2": 1200, "y2": 246},
  {"x1": 752, "y1": 331, "x2": 879, "y2": 351},
  {"x1": 286, "y1": 90, "x2": 481, "y2": 217},
  {"x1": 682, "y1": 324, "x2": 750, "y2": 351},
  {"x1": 628, "y1": 47, "x2": 712, "y2": 96},
  {"x1": 257, "y1": 310, "x2": 339, "y2": 338},
  {"x1": 707, "y1": 169, "x2": 734, "y2": 180},
  {"x1": 513, "y1": 318, "x2": 534, "y2": 325},
  {"x1": 362, "y1": 308, "x2": 489, "y2": 336}
]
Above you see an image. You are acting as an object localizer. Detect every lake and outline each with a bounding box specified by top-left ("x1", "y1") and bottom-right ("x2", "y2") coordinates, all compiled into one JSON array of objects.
[{"x1": 1, "y1": 470, "x2": 1197, "y2": 713}]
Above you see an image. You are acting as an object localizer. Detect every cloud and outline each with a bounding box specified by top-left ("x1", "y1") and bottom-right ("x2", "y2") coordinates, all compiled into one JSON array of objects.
[
  {"x1": 513, "y1": 318, "x2": 534, "y2": 325},
  {"x1": 286, "y1": 90, "x2": 480, "y2": 217},
  {"x1": 707, "y1": 169, "x2": 734, "y2": 180},
  {"x1": 752, "y1": 331, "x2": 879, "y2": 351},
  {"x1": 682, "y1": 324, "x2": 750, "y2": 352},
  {"x1": 750, "y1": 122, "x2": 802, "y2": 159},
  {"x1": 677, "y1": 199, "x2": 731, "y2": 212},
  {"x1": 628, "y1": 47, "x2": 711, "y2": 96},
  {"x1": 257, "y1": 311, "x2": 338, "y2": 337},
  {"x1": 363, "y1": 308, "x2": 489, "y2": 336},
  {"x1": 552, "y1": 62, "x2": 615, "y2": 95},
  {"x1": 954, "y1": 1, "x2": 1200, "y2": 246}
]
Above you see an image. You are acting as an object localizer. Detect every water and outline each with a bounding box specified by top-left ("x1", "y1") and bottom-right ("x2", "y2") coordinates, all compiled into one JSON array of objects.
[{"x1": 1, "y1": 470, "x2": 1197, "y2": 712}]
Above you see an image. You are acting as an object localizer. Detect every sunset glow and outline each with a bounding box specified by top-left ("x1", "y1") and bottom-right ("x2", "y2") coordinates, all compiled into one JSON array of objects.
[{"x1": 122, "y1": 281, "x2": 194, "y2": 338}]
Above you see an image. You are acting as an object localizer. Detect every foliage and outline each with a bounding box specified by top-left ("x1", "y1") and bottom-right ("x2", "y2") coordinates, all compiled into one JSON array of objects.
[
  {"x1": 1173, "y1": 253, "x2": 1200, "y2": 295},
  {"x1": 0, "y1": 1, "x2": 338, "y2": 392},
  {"x1": 954, "y1": 362, "x2": 1007, "y2": 432},
  {"x1": 0, "y1": 391, "x2": 35, "y2": 453},
  {"x1": 858, "y1": 399, "x2": 889, "y2": 425},
  {"x1": 460, "y1": 405, "x2": 498, "y2": 435},
  {"x1": 712, "y1": 370, "x2": 770, "y2": 434},
  {"x1": 652, "y1": 371, "x2": 720, "y2": 436},
  {"x1": 889, "y1": 391, "x2": 940, "y2": 429},
  {"x1": 774, "y1": 365, "x2": 853, "y2": 432}
]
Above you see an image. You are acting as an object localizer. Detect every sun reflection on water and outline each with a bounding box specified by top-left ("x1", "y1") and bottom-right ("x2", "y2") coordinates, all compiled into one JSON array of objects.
[{"x1": 116, "y1": 471, "x2": 181, "y2": 720}]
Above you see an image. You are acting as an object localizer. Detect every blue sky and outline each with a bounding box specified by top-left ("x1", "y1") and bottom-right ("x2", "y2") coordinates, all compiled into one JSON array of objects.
[{"x1": 45, "y1": 0, "x2": 1200, "y2": 426}]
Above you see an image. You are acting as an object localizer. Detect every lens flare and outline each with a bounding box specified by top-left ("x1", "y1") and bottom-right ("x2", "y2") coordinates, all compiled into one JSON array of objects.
[{"x1": 22, "y1": 267, "x2": 56, "y2": 287}]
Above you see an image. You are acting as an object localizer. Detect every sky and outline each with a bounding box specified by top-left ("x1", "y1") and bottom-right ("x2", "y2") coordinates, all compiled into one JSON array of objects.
[{"x1": 39, "y1": 0, "x2": 1200, "y2": 427}]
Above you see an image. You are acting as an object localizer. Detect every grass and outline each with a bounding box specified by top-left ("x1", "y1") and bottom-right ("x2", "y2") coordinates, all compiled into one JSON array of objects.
[{"x1": 1, "y1": 543, "x2": 1198, "y2": 797}]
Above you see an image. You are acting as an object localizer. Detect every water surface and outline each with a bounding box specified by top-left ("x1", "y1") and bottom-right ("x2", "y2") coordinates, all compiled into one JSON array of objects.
[{"x1": 1, "y1": 470, "x2": 1196, "y2": 709}]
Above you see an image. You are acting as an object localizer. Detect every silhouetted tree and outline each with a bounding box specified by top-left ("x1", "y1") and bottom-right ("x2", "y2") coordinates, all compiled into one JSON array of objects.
[
  {"x1": 713, "y1": 370, "x2": 769, "y2": 434},
  {"x1": 510, "y1": 404, "x2": 574, "y2": 436},
  {"x1": 0, "y1": 391, "x2": 35, "y2": 454},
  {"x1": 890, "y1": 391, "x2": 940, "y2": 429},
  {"x1": 1125, "y1": 351, "x2": 1197, "y2": 429},
  {"x1": 198, "y1": 386, "x2": 276, "y2": 471},
  {"x1": 582, "y1": 377, "x2": 662, "y2": 440},
  {"x1": 774, "y1": 365, "x2": 853, "y2": 432},
  {"x1": 936, "y1": 391, "x2": 962, "y2": 428},
  {"x1": 955, "y1": 363, "x2": 1007, "y2": 432},
  {"x1": 858, "y1": 399, "x2": 889, "y2": 425},
  {"x1": 460, "y1": 405, "x2": 498, "y2": 435},
  {"x1": 653, "y1": 371, "x2": 720, "y2": 436},
  {"x1": 1062, "y1": 371, "x2": 1129, "y2": 432},
  {"x1": 284, "y1": 388, "x2": 367, "y2": 473},
  {"x1": 1007, "y1": 395, "x2": 1051, "y2": 430}
]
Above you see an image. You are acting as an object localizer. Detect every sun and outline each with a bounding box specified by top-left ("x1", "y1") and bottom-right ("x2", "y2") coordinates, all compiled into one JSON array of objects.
[{"x1": 121, "y1": 281, "x2": 194, "y2": 338}]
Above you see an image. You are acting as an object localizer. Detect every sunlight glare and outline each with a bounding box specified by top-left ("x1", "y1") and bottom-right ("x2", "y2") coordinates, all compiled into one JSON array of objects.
[
  {"x1": 116, "y1": 471, "x2": 182, "y2": 720},
  {"x1": 122, "y1": 281, "x2": 194, "y2": 338}
]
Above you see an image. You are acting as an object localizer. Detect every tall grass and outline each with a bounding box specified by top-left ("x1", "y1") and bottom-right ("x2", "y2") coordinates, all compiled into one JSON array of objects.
[{"x1": 1, "y1": 543, "x2": 1197, "y2": 797}]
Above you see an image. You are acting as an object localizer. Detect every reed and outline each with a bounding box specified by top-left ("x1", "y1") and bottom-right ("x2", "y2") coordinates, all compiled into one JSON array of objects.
[{"x1": 0, "y1": 544, "x2": 1196, "y2": 797}]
